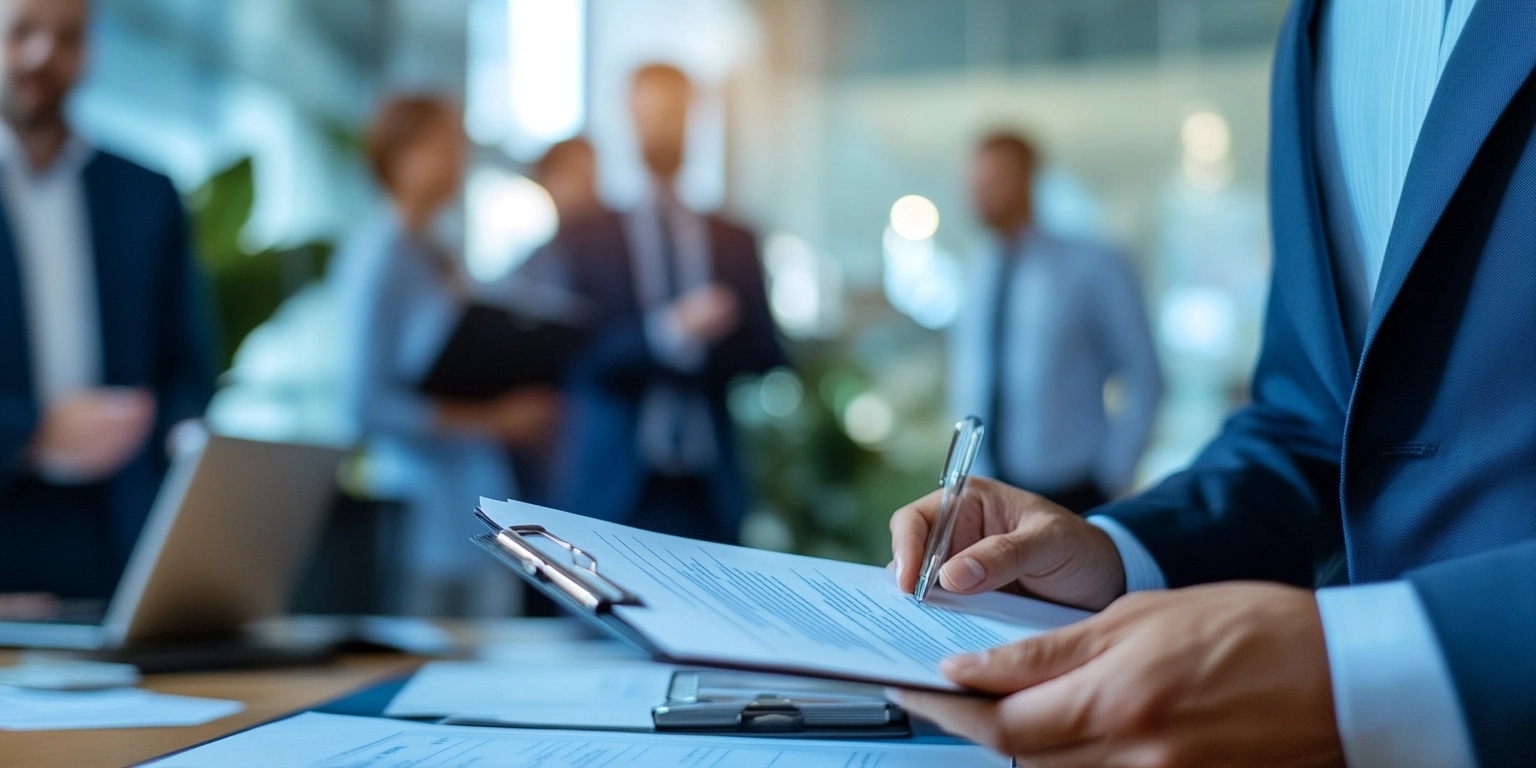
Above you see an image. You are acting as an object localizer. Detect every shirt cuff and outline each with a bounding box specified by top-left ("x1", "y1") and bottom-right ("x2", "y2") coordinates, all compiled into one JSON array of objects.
[
  {"x1": 1086, "y1": 515, "x2": 1167, "y2": 592},
  {"x1": 644, "y1": 306, "x2": 706, "y2": 373},
  {"x1": 1316, "y1": 582, "x2": 1476, "y2": 768}
]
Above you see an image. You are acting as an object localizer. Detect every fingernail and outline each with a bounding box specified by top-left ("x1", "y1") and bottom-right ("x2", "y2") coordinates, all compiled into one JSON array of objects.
[
  {"x1": 942, "y1": 653, "x2": 981, "y2": 673},
  {"x1": 944, "y1": 556, "x2": 986, "y2": 590},
  {"x1": 883, "y1": 687, "x2": 905, "y2": 704},
  {"x1": 894, "y1": 556, "x2": 904, "y2": 576}
]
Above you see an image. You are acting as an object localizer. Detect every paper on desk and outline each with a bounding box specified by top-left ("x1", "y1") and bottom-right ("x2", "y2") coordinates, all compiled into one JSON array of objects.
[
  {"x1": 386, "y1": 659, "x2": 674, "y2": 730},
  {"x1": 480, "y1": 498, "x2": 1093, "y2": 692},
  {"x1": 141, "y1": 711, "x2": 1011, "y2": 767},
  {"x1": 0, "y1": 686, "x2": 242, "y2": 731},
  {"x1": 473, "y1": 636, "x2": 649, "y2": 663}
]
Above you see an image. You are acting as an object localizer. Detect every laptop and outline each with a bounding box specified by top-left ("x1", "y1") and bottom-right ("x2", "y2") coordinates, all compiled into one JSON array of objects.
[{"x1": 0, "y1": 434, "x2": 345, "y2": 655}]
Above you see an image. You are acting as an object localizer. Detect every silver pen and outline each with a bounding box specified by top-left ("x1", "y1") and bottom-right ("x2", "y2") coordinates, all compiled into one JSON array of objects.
[{"x1": 913, "y1": 415, "x2": 986, "y2": 603}]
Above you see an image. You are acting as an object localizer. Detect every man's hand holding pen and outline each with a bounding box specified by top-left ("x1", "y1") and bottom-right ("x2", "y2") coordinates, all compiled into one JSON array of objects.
[
  {"x1": 893, "y1": 477, "x2": 1125, "y2": 610},
  {"x1": 890, "y1": 478, "x2": 1342, "y2": 768}
]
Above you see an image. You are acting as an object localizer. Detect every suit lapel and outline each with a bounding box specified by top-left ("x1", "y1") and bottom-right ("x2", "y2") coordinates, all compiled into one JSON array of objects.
[
  {"x1": 80, "y1": 154, "x2": 124, "y2": 386},
  {"x1": 1363, "y1": 1, "x2": 1536, "y2": 349},
  {"x1": 1270, "y1": 0, "x2": 1354, "y2": 409},
  {"x1": 0, "y1": 193, "x2": 33, "y2": 394}
]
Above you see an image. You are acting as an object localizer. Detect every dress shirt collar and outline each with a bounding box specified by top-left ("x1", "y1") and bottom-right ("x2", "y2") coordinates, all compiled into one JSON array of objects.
[
  {"x1": 991, "y1": 225, "x2": 1046, "y2": 261},
  {"x1": 0, "y1": 121, "x2": 94, "y2": 183},
  {"x1": 636, "y1": 177, "x2": 688, "y2": 218}
]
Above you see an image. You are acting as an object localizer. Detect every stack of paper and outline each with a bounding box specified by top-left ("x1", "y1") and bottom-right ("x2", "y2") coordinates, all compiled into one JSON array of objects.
[
  {"x1": 385, "y1": 659, "x2": 675, "y2": 731},
  {"x1": 477, "y1": 498, "x2": 1092, "y2": 691},
  {"x1": 0, "y1": 686, "x2": 242, "y2": 731},
  {"x1": 141, "y1": 712, "x2": 1010, "y2": 767}
]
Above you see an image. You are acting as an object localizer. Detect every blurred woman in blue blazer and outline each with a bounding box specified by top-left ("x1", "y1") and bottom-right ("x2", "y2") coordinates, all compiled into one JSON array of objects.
[{"x1": 332, "y1": 96, "x2": 556, "y2": 616}]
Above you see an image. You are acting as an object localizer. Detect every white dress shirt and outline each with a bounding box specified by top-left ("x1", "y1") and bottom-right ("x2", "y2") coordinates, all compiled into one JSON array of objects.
[
  {"x1": 0, "y1": 126, "x2": 100, "y2": 410},
  {"x1": 1092, "y1": 2, "x2": 1482, "y2": 766},
  {"x1": 949, "y1": 231, "x2": 1162, "y2": 496}
]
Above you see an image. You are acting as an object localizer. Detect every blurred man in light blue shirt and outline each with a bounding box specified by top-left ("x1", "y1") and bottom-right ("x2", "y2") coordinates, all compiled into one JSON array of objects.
[{"x1": 949, "y1": 133, "x2": 1162, "y2": 513}]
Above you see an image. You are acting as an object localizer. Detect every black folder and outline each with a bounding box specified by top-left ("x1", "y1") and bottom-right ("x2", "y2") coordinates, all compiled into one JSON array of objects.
[{"x1": 417, "y1": 303, "x2": 587, "y2": 399}]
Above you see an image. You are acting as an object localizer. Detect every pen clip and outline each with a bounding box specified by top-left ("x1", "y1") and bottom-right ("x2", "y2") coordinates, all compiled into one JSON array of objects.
[
  {"x1": 940, "y1": 415, "x2": 985, "y2": 489},
  {"x1": 474, "y1": 508, "x2": 646, "y2": 613}
]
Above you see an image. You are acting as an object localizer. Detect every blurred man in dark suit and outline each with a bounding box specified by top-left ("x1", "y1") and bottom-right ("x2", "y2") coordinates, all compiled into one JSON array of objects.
[
  {"x1": 525, "y1": 64, "x2": 784, "y2": 543},
  {"x1": 0, "y1": 0, "x2": 215, "y2": 599}
]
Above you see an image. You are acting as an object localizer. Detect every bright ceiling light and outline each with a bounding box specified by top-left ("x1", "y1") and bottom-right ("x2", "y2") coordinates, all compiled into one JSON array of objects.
[
  {"x1": 889, "y1": 194, "x2": 940, "y2": 241},
  {"x1": 1181, "y1": 110, "x2": 1232, "y2": 165},
  {"x1": 465, "y1": 168, "x2": 558, "y2": 283},
  {"x1": 508, "y1": 0, "x2": 585, "y2": 154}
]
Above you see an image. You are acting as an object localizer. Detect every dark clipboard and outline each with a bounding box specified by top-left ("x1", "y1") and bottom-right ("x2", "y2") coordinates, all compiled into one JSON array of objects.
[
  {"x1": 469, "y1": 511, "x2": 658, "y2": 655},
  {"x1": 650, "y1": 670, "x2": 909, "y2": 739},
  {"x1": 418, "y1": 304, "x2": 587, "y2": 399}
]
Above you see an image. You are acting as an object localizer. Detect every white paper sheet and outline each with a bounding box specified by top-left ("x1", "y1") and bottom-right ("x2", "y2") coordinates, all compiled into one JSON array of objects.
[
  {"x1": 142, "y1": 711, "x2": 1009, "y2": 767},
  {"x1": 0, "y1": 686, "x2": 243, "y2": 731},
  {"x1": 386, "y1": 659, "x2": 675, "y2": 730},
  {"x1": 479, "y1": 498, "x2": 1092, "y2": 691}
]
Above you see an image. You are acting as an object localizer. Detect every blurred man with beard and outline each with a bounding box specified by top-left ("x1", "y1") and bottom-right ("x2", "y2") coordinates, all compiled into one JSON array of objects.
[
  {"x1": 0, "y1": 0, "x2": 215, "y2": 599},
  {"x1": 524, "y1": 64, "x2": 784, "y2": 543},
  {"x1": 949, "y1": 132, "x2": 1162, "y2": 514}
]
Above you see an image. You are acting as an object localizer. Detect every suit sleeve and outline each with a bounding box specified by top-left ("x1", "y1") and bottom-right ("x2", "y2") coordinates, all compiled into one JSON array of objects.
[
  {"x1": 154, "y1": 183, "x2": 217, "y2": 428},
  {"x1": 553, "y1": 237, "x2": 667, "y2": 392},
  {"x1": 1094, "y1": 252, "x2": 1345, "y2": 588},
  {"x1": 573, "y1": 321, "x2": 666, "y2": 392},
  {"x1": 700, "y1": 229, "x2": 787, "y2": 385},
  {"x1": 572, "y1": 227, "x2": 787, "y2": 394},
  {"x1": 337, "y1": 236, "x2": 440, "y2": 440},
  {"x1": 0, "y1": 394, "x2": 39, "y2": 476},
  {"x1": 1406, "y1": 539, "x2": 1536, "y2": 766}
]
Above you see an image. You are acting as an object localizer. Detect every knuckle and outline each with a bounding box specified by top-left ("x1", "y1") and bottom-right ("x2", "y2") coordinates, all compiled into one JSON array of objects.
[
  {"x1": 976, "y1": 717, "x2": 1015, "y2": 755},
  {"x1": 1137, "y1": 743, "x2": 1188, "y2": 768},
  {"x1": 1114, "y1": 591, "x2": 1150, "y2": 609},
  {"x1": 997, "y1": 637, "x2": 1049, "y2": 669},
  {"x1": 1100, "y1": 683, "x2": 1169, "y2": 737},
  {"x1": 992, "y1": 531, "x2": 1033, "y2": 566},
  {"x1": 1015, "y1": 504, "x2": 1066, "y2": 540},
  {"x1": 1113, "y1": 590, "x2": 1162, "y2": 612},
  {"x1": 970, "y1": 475, "x2": 1002, "y2": 495},
  {"x1": 993, "y1": 729, "x2": 1033, "y2": 759},
  {"x1": 889, "y1": 506, "x2": 922, "y2": 535}
]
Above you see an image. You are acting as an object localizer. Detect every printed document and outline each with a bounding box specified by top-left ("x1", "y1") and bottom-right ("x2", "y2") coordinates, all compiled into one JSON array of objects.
[
  {"x1": 142, "y1": 712, "x2": 1009, "y2": 767},
  {"x1": 480, "y1": 498, "x2": 1091, "y2": 691}
]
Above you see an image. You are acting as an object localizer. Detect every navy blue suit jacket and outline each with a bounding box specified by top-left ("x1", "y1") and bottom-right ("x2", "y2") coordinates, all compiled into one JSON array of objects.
[
  {"x1": 532, "y1": 210, "x2": 785, "y2": 530},
  {"x1": 1097, "y1": 1, "x2": 1536, "y2": 763},
  {"x1": 0, "y1": 150, "x2": 216, "y2": 594}
]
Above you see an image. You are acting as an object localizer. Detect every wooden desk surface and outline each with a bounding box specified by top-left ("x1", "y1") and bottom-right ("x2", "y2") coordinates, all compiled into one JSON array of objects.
[{"x1": 0, "y1": 651, "x2": 423, "y2": 768}]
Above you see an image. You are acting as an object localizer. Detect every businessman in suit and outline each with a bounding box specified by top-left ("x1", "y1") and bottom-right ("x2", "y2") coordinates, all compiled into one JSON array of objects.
[
  {"x1": 0, "y1": 0, "x2": 215, "y2": 599},
  {"x1": 527, "y1": 64, "x2": 785, "y2": 544},
  {"x1": 891, "y1": 1, "x2": 1535, "y2": 765}
]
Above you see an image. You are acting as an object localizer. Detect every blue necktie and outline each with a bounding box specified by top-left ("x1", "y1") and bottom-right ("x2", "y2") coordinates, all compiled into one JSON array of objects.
[{"x1": 986, "y1": 243, "x2": 1020, "y2": 483}]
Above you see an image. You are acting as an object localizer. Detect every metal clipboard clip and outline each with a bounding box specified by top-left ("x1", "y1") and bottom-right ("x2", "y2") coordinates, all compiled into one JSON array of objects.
[{"x1": 473, "y1": 508, "x2": 645, "y2": 613}]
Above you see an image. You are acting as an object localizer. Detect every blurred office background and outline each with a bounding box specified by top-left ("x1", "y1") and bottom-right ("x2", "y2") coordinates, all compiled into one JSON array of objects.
[{"x1": 73, "y1": 0, "x2": 1286, "y2": 569}]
